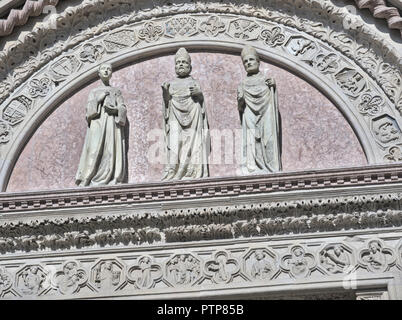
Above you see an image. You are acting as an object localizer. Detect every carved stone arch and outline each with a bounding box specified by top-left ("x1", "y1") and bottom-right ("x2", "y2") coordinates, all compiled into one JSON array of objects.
[{"x1": 0, "y1": 0, "x2": 401, "y2": 191}]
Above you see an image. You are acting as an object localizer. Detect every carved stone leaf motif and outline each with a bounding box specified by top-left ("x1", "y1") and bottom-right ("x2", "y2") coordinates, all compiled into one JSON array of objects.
[
  {"x1": 199, "y1": 16, "x2": 226, "y2": 37},
  {"x1": 79, "y1": 43, "x2": 105, "y2": 63},
  {"x1": 16, "y1": 265, "x2": 48, "y2": 296},
  {"x1": 103, "y1": 30, "x2": 138, "y2": 52},
  {"x1": 28, "y1": 77, "x2": 52, "y2": 98},
  {"x1": 371, "y1": 115, "x2": 401, "y2": 145},
  {"x1": 318, "y1": 243, "x2": 354, "y2": 275},
  {"x1": 127, "y1": 256, "x2": 163, "y2": 289},
  {"x1": 384, "y1": 146, "x2": 402, "y2": 162},
  {"x1": 166, "y1": 254, "x2": 201, "y2": 286},
  {"x1": 242, "y1": 248, "x2": 278, "y2": 281},
  {"x1": 0, "y1": 267, "x2": 12, "y2": 294},
  {"x1": 52, "y1": 261, "x2": 88, "y2": 295},
  {"x1": 2, "y1": 95, "x2": 32, "y2": 126},
  {"x1": 260, "y1": 26, "x2": 286, "y2": 47},
  {"x1": 0, "y1": 120, "x2": 11, "y2": 144},
  {"x1": 49, "y1": 55, "x2": 81, "y2": 82},
  {"x1": 138, "y1": 22, "x2": 164, "y2": 42},
  {"x1": 357, "y1": 93, "x2": 383, "y2": 116},
  {"x1": 358, "y1": 239, "x2": 395, "y2": 273},
  {"x1": 314, "y1": 53, "x2": 339, "y2": 74},
  {"x1": 227, "y1": 19, "x2": 260, "y2": 40},
  {"x1": 280, "y1": 245, "x2": 316, "y2": 278},
  {"x1": 335, "y1": 68, "x2": 366, "y2": 98},
  {"x1": 165, "y1": 17, "x2": 198, "y2": 37},
  {"x1": 91, "y1": 260, "x2": 124, "y2": 292},
  {"x1": 204, "y1": 251, "x2": 240, "y2": 284}
]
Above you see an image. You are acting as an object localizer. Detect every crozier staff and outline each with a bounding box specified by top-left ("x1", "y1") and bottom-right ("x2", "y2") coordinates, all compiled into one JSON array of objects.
[{"x1": 237, "y1": 45, "x2": 282, "y2": 174}]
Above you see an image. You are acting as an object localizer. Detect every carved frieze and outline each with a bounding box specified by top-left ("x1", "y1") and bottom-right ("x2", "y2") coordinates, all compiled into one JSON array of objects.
[
  {"x1": 103, "y1": 30, "x2": 138, "y2": 52},
  {"x1": 313, "y1": 53, "x2": 339, "y2": 74},
  {"x1": 28, "y1": 78, "x2": 52, "y2": 98},
  {"x1": 335, "y1": 68, "x2": 366, "y2": 98},
  {"x1": 166, "y1": 254, "x2": 201, "y2": 286},
  {"x1": 371, "y1": 115, "x2": 401, "y2": 146},
  {"x1": 318, "y1": 243, "x2": 355, "y2": 275},
  {"x1": 15, "y1": 265, "x2": 49, "y2": 296},
  {"x1": 199, "y1": 16, "x2": 226, "y2": 37},
  {"x1": 2, "y1": 95, "x2": 32, "y2": 126},
  {"x1": 285, "y1": 36, "x2": 317, "y2": 61},
  {"x1": 165, "y1": 17, "x2": 198, "y2": 37},
  {"x1": 0, "y1": 267, "x2": 12, "y2": 296},
  {"x1": 358, "y1": 239, "x2": 396, "y2": 273},
  {"x1": 49, "y1": 55, "x2": 81, "y2": 82},
  {"x1": 79, "y1": 43, "x2": 105, "y2": 63},
  {"x1": 91, "y1": 259, "x2": 125, "y2": 292},
  {"x1": 226, "y1": 19, "x2": 260, "y2": 41},
  {"x1": 52, "y1": 261, "x2": 88, "y2": 295},
  {"x1": 357, "y1": 93, "x2": 383, "y2": 116},
  {"x1": 127, "y1": 256, "x2": 163, "y2": 289},
  {"x1": 138, "y1": 22, "x2": 164, "y2": 42},
  {"x1": 260, "y1": 26, "x2": 286, "y2": 47},
  {"x1": 0, "y1": 120, "x2": 11, "y2": 144},
  {"x1": 204, "y1": 251, "x2": 240, "y2": 284},
  {"x1": 280, "y1": 245, "x2": 316, "y2": 279},
  {"x1": 242, "y1": 248, "x2": 279, "y2": 281}
]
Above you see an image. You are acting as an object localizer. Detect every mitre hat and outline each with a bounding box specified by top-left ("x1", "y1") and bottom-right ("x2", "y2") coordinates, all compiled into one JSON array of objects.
[
  {"x1": 175, "y1": 47, "x2": 191, "y2": 63},
  {"x1": 241, "y1": 45, "x2": 259, "y2": 60}
]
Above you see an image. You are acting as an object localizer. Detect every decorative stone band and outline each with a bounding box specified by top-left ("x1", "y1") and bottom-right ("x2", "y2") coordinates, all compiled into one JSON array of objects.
[
  {"x1": 0, "y1": 236, "x2": 401, "y2": 299},
  {"x1": 0, "y1": 0, "x2": 400, "y2": 38},
  {"x1": 0, "y1": 0, "x2": 59, "y2": 36},
  {"x1": 2, "y1": 164, "x2": 402, "y2": 253}
]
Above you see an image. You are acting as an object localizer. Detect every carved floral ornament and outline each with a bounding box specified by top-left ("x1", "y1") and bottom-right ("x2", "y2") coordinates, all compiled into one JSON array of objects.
[
  {"x1": 0, "y1": 1, "x2": 399, "y2": 190},
  {"x1": 0, "y1": 238, "x2": 401, "y2": 298}
]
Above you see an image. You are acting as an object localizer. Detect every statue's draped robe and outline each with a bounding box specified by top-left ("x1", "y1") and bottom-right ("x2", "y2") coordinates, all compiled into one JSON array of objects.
[
  {"x1": 239, "y1": 72, "x2": 281, "y2": 174},
  {"x1": 76, "y1": 87, "x2": 127, "y2": 186},
  {"x1": 163, "y1": 77, "x2": 210, "y2": 180}
]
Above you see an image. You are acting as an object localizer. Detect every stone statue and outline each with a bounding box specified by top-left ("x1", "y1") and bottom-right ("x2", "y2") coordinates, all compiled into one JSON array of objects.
[
  {"x1": 76, "y1": 63, "x2": 127, "y2": 187},
  {"x1": 161, "y1": 47, "x2": 210, "y2": 180},
  {"x1": 237, "y1": 45, "x2": 282, "y2": 175}
]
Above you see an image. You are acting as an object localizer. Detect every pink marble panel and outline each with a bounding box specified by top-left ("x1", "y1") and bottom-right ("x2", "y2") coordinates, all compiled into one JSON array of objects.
[{"x1": 7, "y1": 53, "x2": 367, "y2": 192}]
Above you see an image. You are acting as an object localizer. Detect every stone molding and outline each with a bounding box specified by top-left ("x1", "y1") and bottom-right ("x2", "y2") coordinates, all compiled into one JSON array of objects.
[
  {"x1": 0, "y1": 0, "x2": 59, "y2": 37},
  {"x1": 1, "y1": 164, "x2": 402, "y2": 213},
  {"x1": 2, "y1": 165, "x2": 402, "y2": 253},
  {"x1": 0, "y1": 1, "x2": 400, "y2": 39},
  {"x1": 0, "y1": 1, "x2": 401, "y2": 192},
  {"x1": 355, "y1": 0, "x2": 402, "y2": 36},
  {"x1": 0, "y1": 234, "x2": 401, "y2": 299}
]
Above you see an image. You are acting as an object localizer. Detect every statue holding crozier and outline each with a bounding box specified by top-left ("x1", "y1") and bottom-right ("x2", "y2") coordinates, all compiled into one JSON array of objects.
[{"x1": 237, "y1": 45, "x2": 282, "y2": 175}]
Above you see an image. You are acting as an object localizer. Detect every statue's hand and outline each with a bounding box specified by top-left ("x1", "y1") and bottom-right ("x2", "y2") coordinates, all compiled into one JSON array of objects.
[
  {"x1": 162, "y1": 82, "x2": 171, "y2": 102},
  {"x1": 266, "y1": 78, "x2": 276, "y2": 88},
  {"x1": 189, "y1": 85, "x2": 201, "y2": 97},
  {"x1": 237, "y1": 87, "x2": 244, "y2": 102}
]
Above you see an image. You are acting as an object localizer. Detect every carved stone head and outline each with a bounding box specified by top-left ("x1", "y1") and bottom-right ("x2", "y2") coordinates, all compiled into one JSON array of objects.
[
  {"x1": 241, "y1": 45, "x2": 260, "y2": 75},
  {"x1": 175, "y1": 47, "x2": 191, "y2": 77},
  {"x1": 98, "y1": 63, "x2": 113, "y2": 82}
]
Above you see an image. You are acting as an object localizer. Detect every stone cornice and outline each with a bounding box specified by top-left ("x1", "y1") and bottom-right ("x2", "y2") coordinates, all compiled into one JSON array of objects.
[{"x1": 2, "y1": 164, "x2": 402, "y2": 213}]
